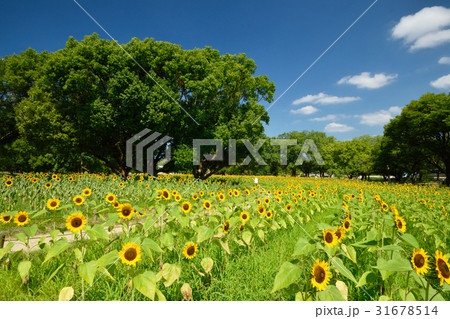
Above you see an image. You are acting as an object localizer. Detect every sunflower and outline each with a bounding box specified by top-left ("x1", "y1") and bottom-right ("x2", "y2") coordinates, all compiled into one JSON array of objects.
[
  {"x1": 181, "y1": 201, "x2": 192, "y2": 214},
  {"x1": 112, "y1": 200, "x2": 120, "y2": 208},
  {"x1": 73, "y1": 195, "x2": 85, "y2": 206},
  {"x1": 240, "y1": 211, "x2": 250, "y2": 222},
  {"x1": 118, "y1": 182, "x2": 124, "y2": 188},
  {"x1": 14, "y1": 211, "x2": 30, "y2": 226},
  {"x1": 192, "y1": 193, "x2": 199, "y2": 201},
  {"x1": 161, "y1": 189, "x2": 171, "y2": 200},
  {"x1": 395, "y1": 216, "x2": 406, "y2": 232},
  {"x1": 223, "y1": 220, "x2": 230, "y2": 234},
  {"x1": 239, "y1": 223, "x2": 245, "y2": 232},
  {"x1": 218, "y1": 193, "x2": 225, "y2": 201},
  {"x1": 245, "y1": 189, "x2": 250, "y2": 196},
  {"x1": 66, "y1": 213, "x2": 87, "y2": 233},
  {"x1": 264, "y1": 197, "x2": 270, "y2": 204},
  {"x1": 203, "y1": 200, "x2": 212, "y2": 210},
  {"x1": 435, "y1": 250, "x2": 450, "y2": 286},
  {"x1": 411, "y1": 248, "x2": 429, "y2": 275},
  {"x1": 119, "y1": 242, "x2": 142, "y2": 266},
  {"x1": 82, "y1": 188, "x2": 92, "y2": 197},
  {"x1": 199, "y1": 191, "x2": 205, "y2": 197},
  {"x1": 1, "y1": 211, "x2": 12, "y2": 224},
  {"x1": 266, "y1": 210, "x2": 273, "y2": 219},
  {"x1": 342, "y1": 218, "x2": 351, "y2": 232},
  {"x1": 335, "y1": 226, "x2": 345, "y2": 242},
  {"x1": 175, "y1": 194, "x2": 182, "y2": 202},
  {"x1": 311, "y1": 259, "x2": 331, "y2": 291},
  {"x1": 323, "y1": 229, "x2": 338, "y2": 248},
  {"x1": 285, "y1": 203, "x2": 292, "y2": 212},
  {"x1": 5, "y1": 179, "x2": 13, "y2": 187},
  {"x1": 118, "y1": 203, "x2": 134, "y2": 219},
  {"x1": 182, "y1": 242, "x2": 198, "y2": 260},
  {"x1": 44, "y1": 182, "x2": 52, "y2": 189},
  {"x1": 46, "y1": 198, "x2": 60, "y2": 210},
  {"x1": 257, "y1": 205, "x2": 266, "y2": 215},
  {"x1": 105, "y1": 193, "x2": 116, "y2": 203}
]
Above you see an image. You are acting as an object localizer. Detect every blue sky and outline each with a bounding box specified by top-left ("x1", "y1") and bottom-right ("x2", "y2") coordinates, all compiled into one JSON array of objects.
[{"x1": 2, "y1": 0, "x2": 450, "y2": 140}]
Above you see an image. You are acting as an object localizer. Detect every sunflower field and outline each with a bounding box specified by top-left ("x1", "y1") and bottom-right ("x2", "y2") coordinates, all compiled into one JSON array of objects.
[{"x1": 0, "y1": 172, "x2": 449, "y2": 301}]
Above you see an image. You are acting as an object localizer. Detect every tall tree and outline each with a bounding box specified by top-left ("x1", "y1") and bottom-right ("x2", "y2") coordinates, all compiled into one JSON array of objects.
[{"x1": 383, "y1": 93, "x2": 450, "y2": 185}]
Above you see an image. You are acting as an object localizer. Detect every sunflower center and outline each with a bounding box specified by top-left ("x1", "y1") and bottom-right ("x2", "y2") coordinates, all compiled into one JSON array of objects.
[
  {"x1": 414, "y1": 254, "x2": 425, "y2": 268},
  {"x1": 242, "y1": 214, "x2": 248, "y2": 219},
  {"x1": 125, "y1": 248, "x2": 137, "y2": 261},
  {"x1": 186, "y1": 246, "x2": 195, "y2": 256},
  {"x1": 314, "y1": 266, "x2": 326, "y2": 284},
  {"x1": 224, "y1": 223, "x2": 229, "y2": 231},
  {"x1": 122, "y1": 208, "x2": 132, "y2": 217},
  {"x1": 397, "y1": 220, "x2": 403, "y2": 228},
  {"x1": 325, "y1": 233, "x2": 333, "y2": 243},
  {"x1": 50, "y1": 201, "x2": 57, "y2": 207},
  {"x1": 18, "y1": 215, "x2": 27, "y2": 223},
  {"x1": 76, "y1": 198, "x2": 82, "y2": 203},
  {"x1": 205, "y1": 203, "x2": 210, "y2": 208},
  {"x1": 71, "y1": 217, "x2": 82, "y2": 228},
  {"x1": 3, "y1": 216, "x2": 11, "y2": 221},
  {"x1": 108, "y1": 196, "x2": 114, "y2": 201},
  {"x1": 438, "y1": 259, "x2": 450, "y2": 278},
  {"x1": 336, "y1": 230, "x2": 342, "y2": 239},
  {"x1": 344, "y1": 221, "x2": 350, "y2": 229}
]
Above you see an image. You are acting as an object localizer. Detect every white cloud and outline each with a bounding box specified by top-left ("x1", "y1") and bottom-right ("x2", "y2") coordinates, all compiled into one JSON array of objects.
[
  {"x1": 324, "y1": 122, "x2": 354, "y2": 133},
  {"x1": 392, "y1": 6, "x2": 450, "y2": 51},
  {"x1": 358, "y1": 106, "x2": 402, "y2": 126},
  {"x1": 439, "y1": 56, "x2": 450, "y2": 64},
  {"x1": 337, "y1": 72, "x2": 398, "y2": 89},
  {"x1": 310, "y1": 114, "x2": 338, "y2": 122},
  {"x1": 430, "y1": 74, "x2": 450, "y2": 89},
  {"x1": 290, "y1": 105, "x2": 319, "y2": 115},
  {"x1": 292, "y1": 92, "x2": 360, "y2": 105}
]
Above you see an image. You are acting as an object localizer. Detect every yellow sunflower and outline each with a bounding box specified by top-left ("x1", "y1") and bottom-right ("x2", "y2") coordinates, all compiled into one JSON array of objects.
[
  {"x1": 82, "y1": 188, "x2": 92, "y2": 197},
  {"x1": 73, "y1": 195, "x2": 85, "y2": 206},
  {"x1": 161, "y1": 189, "x2": 171, "y2": 200},
  {"x1": 223, "y1": 220, "x2": 230, "y2": 234},
  {"x1": 264, "y1": 197, "x2": 270, "y2": 204},
  {"x1": 181, "y1": 201, "x2": 192, "y2": 214},
  {"x1": 342, "y1": 218, "x2": 351, "y2": 232},
  {"x1": 218, "y1": 193, "x2": 225, "y2": 201},
  {"x1": 311, "y1": 259, "x2": 331, "y2": 291},
  {"x1": 323, "y1": 229, "x2": 338, "y2": 248},
  {"x1": 119, "y1": 242, "x2": 142, "y2": 266},
  {"x1": 66, "y1": 213, "x2": 87, "y2": 233},
  {"x1": 117, "y1": 203, "x2": 134, "y2": 219},
  {"x1": 335, "y1": 226, "x2": 345, "y2": 242},
  {"x1": 182, "y1": 242, "x2": 198, "y2": 260},
  {"x1": 203, "y1": 200, "x2": 212, "y2": 210},
  {"x1": 44, "y1": 182, "x2": 52, "y2": 189},
  {"x1": 411, "y1": 248, "x2": 429, "y2": 275},
  {"x1": 105, "y1": 193, "x2": 116, "y2": 203},
  {"x1": 257, "y1": 205, "x2": 266, "y2": 215},
  {"x1": 46, "y1": 198, "x2": 60, "y2": 210},
  {"x1": 240, "y1": 211, "x2": 250, "y2": 222},
  {"x1": 266, "y1": 210, "x2": 273, "y2": 219},
  {"x1": 285, "y1": 203, "x2": 293, "y2": 212},
  {"x1": 14, "y1": 211, "x2": 30, "y2": 226},
  {"x1": 395, "y1": 216, "x2": 406, "y2": 232},
  {"x1": 192, "y1": 193, "x2": 199, "y2": 201},
  {"x1": 112, "y1": 200, "x2": 120, "y2": 208},
  {"x1": 435, "y1": 250, "x2": 450, "y2": 286},
  {"x1": 239, "y1": 223, "x2": 245, "y2": 232},
  {"x1": 1, "y1": 211, "x2": 12, "y2": 224},
  {"x1": 199, "y1": 191, "x2": 205, "y2": 197}
]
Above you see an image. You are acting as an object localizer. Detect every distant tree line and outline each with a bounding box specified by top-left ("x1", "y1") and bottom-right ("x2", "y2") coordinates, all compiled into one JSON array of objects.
[{"x1": 1, "y1": 34, "x2": 449, "y2": 184}]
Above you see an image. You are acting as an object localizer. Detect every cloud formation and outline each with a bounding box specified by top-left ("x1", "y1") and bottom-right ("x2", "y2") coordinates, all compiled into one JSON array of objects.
[
  {"x1": 324, "y1": 122, "x2": 354, "y2": 133},
  {"x1": 392, "y1": 6, "x2": 450, "y2": 51},
  {"x1": 337, "y1": 72, "x2": 398, "y2": 89},
  {"x1": 439, "y1": 56, "x2": 450, "y2": 64},
  {"x1": 290, "y1": 105, "x2": 319, "y2": 115},
  {"x1": 292, "y1": 92, "x2": 360, "y2": 105},
  {"x1": 358, "y1": 106, "x2": 402, "y2": 126},
  {"x1": 430, "y1": 74, "x2": 450, "y2": 89}
]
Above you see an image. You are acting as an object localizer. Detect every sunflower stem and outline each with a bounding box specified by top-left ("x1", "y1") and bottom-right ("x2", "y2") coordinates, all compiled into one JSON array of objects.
[
  {"x1": 390, "y1": 226, "x2": 396, "y2": 260},
  {"x1": 404, "y1": 271, "x2": 411, "y2": 300},
  {"x1": 425, "y1": 279, "x2": 430, "y2": 301}
]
